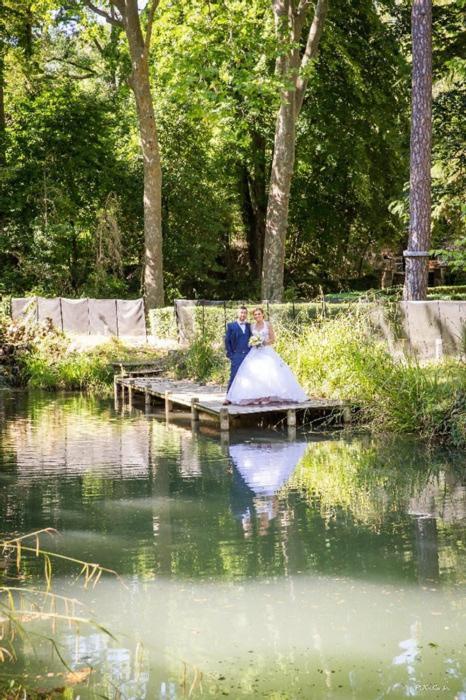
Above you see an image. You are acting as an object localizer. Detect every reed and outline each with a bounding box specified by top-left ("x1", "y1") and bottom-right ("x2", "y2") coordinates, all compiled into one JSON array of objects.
[{"x1": 0, "y1": 529, "x2": 120, "y2": 698}]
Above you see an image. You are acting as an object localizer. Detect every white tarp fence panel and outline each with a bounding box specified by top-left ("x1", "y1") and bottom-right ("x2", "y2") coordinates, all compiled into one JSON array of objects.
[
  {"x1": 88, "y1": 298, "x2": 118, "y2": 336},
  {"x1": 37, "y1": 297, "x2": 62, "y2": 329},
  {"x1": 61, "y1": 298, "x2": 90, "y2": 334},
  {"x1": 11, "y1": 296, "x2": 146, "y2": 338},
  {"x1": 117, "y1": 299, "x2": 146, "y2": 337},
  {"x1": 11, "y1": 297, "x2": 38, "y2": 325}
]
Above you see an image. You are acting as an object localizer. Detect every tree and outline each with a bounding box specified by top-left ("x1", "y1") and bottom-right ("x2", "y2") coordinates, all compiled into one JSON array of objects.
[
  {"x1": 0, "y1": 0, "x2": 5, "y2": 168},
  {"x1": 2, "y1": 82, "x2": 135, "y2": 295},
  {"x1": 84, "y1": 0, "x2": 164, "y2": 308},
  {"x1": 261, "y1": 0, "x2": 329, "y2": 302},
  {"x1": 403, "y1": 0, "x2": 432, "y2": 300},
  {"x1": 288, "y1": 0, "x2": 410, "y2": 296}
]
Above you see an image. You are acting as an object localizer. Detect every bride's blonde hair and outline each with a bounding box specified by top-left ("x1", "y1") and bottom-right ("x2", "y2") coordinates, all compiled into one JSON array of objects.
[{"x1": 252, "y1": 306, "x2": 265, "y2": 317}]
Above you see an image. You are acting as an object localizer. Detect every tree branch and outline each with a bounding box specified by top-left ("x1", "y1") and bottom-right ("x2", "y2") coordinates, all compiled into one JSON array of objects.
[
  {"x1": 110, "y1": 0, "x2": 126, "y2": 17},
  {"x1": 92, "y1": 37, "x2": 104, "y2": 55},
  {"x1": 144, "y1": 0, "x2": 160, "y2": 53},
  {"x1": 84, "y1": 1, "x2": 123, "y2": 27},
  {"x1": 48, "y1": 56, "x2": 98, "y2": 75},
  {"x1": 296, "y1": 0, "x2": 313, "y2": 17},
  {"x1": 295, "y1": 0, "x2": 329, "y2": 115}
]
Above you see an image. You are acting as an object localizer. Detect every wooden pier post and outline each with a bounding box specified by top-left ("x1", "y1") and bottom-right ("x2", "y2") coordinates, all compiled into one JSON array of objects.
[
  {"x1": 114, "y1": 378, "x2": 120, "y2": 409},
  {"x1": 287, "y1": 409, "x2": 296, "y2": 429},
  {"x1": 342, "y1": 405, "x2": 351, "y2": 425},
  {"x1": 144, "y1": 390, "x2": 151, "y2": 413},
  {"x1": 220, "y1": 430, "x2": 230, "y2": 455},
  {"x1": 165, "y1": 391, "x2": 173, "y2": 421},
  {"x1": 220, "y1": 407, "x2": 230, "y2": 432},
  {"x1": 191, "y1": 397, "x2": 199, "y2": 422},
  {"x1": 128, "y1": 382, "x2": 133, "y2": 408}
]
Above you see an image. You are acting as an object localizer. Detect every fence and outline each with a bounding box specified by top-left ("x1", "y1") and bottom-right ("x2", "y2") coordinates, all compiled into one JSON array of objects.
[
  {"x1": 149, "y1": 298, "x2": 466, "y2": 359},
  {"x1": 149, "y1": 299, "x2": 350, "y2": 343},
  {"x1": 11, "y1": 297, "x2": 147, "y2": 338}
]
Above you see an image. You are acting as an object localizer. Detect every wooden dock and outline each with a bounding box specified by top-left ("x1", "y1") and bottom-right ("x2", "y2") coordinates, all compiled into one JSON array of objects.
[{"x1": 114, "y1": 376, "x2": 351, "y2": 432}]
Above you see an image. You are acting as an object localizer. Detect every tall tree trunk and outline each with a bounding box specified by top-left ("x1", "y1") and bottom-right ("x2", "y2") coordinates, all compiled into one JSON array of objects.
[
  {"x1": 403, "y1": 0, "x2": 432, "y2": 301},
  {"x1": 261, "y1": 0, "x2": 329, "y2": 302},
  {"x1": 0, "y1": 0, "x2": 5, "y2": 168},
  {"x1": 124, "y1": 0, "x2": 164, "y2": 308},
  {"x1": 87, "y1": 0, "x2": 164, "y2": 307},
  {"x1": 0, "y1": 50, "x2": 5, "y2": 169},
  {"x1": 261, "y1": 90, "x2": 296, "y2": 301}
]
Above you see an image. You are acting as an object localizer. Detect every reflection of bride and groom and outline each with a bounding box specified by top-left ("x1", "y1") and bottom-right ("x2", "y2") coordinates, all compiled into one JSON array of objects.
[
  {"x1": 224, "y1": 305, "x2": 308, "y2": 534},
  {"x1": 229, "y1": 440, "x2": 308, "y2": 537},
  {"x1": 224, "y1": 305, "x2": 307, "y2": 406}
]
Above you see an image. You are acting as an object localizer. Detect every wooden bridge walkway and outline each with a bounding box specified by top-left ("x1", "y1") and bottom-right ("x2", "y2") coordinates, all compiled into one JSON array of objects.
[{"x1": 114, "y1": 376, "x2": 351, "y2": 432}]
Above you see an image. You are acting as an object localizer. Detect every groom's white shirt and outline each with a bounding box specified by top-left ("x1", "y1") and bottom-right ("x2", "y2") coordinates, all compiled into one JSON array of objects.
[{"x1": 237, "y1": 321, "x2": 246, "y2": 333}]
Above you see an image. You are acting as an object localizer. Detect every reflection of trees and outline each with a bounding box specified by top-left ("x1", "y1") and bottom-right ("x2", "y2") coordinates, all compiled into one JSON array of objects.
[
  {"x1": 1, "y1": 395, "x2": 465, "y2": 585},
  {"x1": 413, "y1": 517, "x2": 439, "y2": 583},
  {"x1": 289, "y1": 436, "x2": 466, "y2": 583},
  {"x1": 290, "y1": 437, "x2": 466, "y2": 526}
]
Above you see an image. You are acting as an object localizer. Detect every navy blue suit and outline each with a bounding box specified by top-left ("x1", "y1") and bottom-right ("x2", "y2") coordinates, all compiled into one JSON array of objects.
[{"x1": 225, "y1": 321, "x2": 252, "y2": 390}]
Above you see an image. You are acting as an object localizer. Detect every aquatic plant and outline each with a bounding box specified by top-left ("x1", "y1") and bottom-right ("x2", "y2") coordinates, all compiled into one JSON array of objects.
[{"x1": 0, "y1": 529, "x2": 120, "y2": 698}]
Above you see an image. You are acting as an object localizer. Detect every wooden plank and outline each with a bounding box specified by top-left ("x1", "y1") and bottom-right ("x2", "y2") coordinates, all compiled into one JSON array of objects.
[{"x1": 115, "y1": 376, "x2": 352, "y2": 426}]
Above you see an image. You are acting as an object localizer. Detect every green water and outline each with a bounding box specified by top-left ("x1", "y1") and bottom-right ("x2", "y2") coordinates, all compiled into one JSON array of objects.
[{"x1": 0, "y1": 392, "x2": 465, "y2": 699}]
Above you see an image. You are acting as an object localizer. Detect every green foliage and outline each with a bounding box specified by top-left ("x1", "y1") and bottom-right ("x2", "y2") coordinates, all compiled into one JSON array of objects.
[
  {"x1": 275, "y1": 312, "x2": 466, "y2": 447},
  {"x1": 0, "y1": 312, "x2": 163, "y2": 391},
  {"x1": 288, "y1": 0, "x2": 410, "y2": 293},
  {"x1": 148, "y1": 307, "x2": 178, "y2": 340},
  {"x1": 19, "y1": 338, "x2": 163, "y2": 393},
  {"x1": 2, "y1": 79, "x2": 142, "y2": 297},
  {"x1": 0, "y1": 0, "x2": 427, "y2": 299},
  {"x1": 1, "y1": 0, "x2": 463, "y2": 300},
  {"x1": 179, "y1": 334, "x2": 228, "y2": 384}
]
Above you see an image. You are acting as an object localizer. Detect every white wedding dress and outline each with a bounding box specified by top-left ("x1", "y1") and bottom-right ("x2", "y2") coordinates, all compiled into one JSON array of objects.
[{"x1": 226, "y1": 321, "x2": 308, "y2": 405}]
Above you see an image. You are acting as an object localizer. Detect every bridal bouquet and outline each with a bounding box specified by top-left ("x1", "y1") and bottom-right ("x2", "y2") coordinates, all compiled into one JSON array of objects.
[{"x1": 248, "y1": 334, "x2": 264, "y2": 348}]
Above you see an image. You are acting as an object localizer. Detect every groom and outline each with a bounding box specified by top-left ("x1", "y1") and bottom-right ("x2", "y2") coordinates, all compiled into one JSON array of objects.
[{"x1": 224, "y1": 305, "x2": 252, "y2": 397}]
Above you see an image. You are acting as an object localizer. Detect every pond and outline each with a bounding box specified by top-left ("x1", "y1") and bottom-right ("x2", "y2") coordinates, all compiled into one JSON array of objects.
[{"x1": 0, "y1": 392, "x2": 465, "y2": 699}]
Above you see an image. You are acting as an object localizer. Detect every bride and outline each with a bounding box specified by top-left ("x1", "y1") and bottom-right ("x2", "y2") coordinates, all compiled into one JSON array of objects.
[{"x1": 226, "y1": 307, "x2": 308, "y2": 405}]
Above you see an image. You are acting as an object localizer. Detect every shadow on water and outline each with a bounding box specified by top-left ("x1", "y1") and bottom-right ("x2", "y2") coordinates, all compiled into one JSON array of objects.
[{"x1": 0, "y1": 390, "x2": 465, "y2": 698}]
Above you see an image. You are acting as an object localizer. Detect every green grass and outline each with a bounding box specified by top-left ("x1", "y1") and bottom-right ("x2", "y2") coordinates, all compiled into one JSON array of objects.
[
  {"x1": 275, "y1": 313, "x2": 466, "y2": 447},
  {"x1": 19, "y1": 337, "x2": 165, "y2": 393}
]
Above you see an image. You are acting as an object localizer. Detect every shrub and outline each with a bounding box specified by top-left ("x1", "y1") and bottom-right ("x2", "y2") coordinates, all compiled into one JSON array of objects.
[
  {"x1": 148, "y1": 306, "x2": 178, "y2": 340},
  {"x1": 275, "y1": 312, "x2": 466, "y2": 447}
]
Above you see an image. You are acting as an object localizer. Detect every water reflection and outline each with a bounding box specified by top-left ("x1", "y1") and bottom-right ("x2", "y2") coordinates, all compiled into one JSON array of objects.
[
  {"x1": 1, "y1": 393, "x2": 466, "y2": 698},
  {"x1": 230, "y1": 441, "x2": 307, "y2": 536}
]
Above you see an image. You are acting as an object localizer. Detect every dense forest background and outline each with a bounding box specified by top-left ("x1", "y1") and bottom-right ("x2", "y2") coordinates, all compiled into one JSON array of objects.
[{"x1": 0, "y1": 0, "x2": 464, "y2": 303}]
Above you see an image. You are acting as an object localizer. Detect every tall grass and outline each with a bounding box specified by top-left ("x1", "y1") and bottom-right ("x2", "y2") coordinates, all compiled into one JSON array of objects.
[
  {"x1": 19, "y1": 337, "x2": 164, "y2": 393},
  {"x1": 275, "y1": 312, "x2": 466, "y2": 446},
  {"x1": 1, "y1": 529, "x2": 120, "y2": 698}
]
